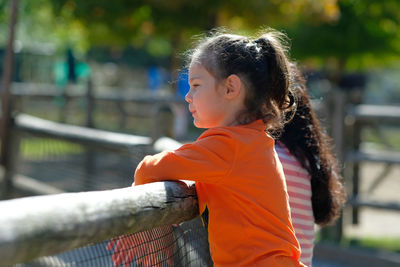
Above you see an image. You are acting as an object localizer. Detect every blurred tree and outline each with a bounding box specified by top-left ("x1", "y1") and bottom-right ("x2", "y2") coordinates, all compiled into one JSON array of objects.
[
  {"x1": 2, "y1": 0, "x2": 399, "y2": 82},
  {"x1": 0, "y1": 0, "x2": 89, "y2": 54},
  {"x1": 45, "y1": 0, "x2": 342, "y2": 89},
  {"x1": 286, "y1": 0, "x2": 400, "y2": 76},
  {"x1": 0, "y1": 1, "x2": 10, "y2": 45}
]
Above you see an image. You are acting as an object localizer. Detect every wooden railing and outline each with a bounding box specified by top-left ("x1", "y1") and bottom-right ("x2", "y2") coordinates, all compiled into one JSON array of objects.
[
  {"x1": 0, "y1": 113, "x2": 153, "y2": 198},
  {"x1": 344, "y1": 104, "x2": 400, "y2": 223},
  {"x1": 0, "y1": 111, "x2": 206, "y2": 266},
  {"x1": 11, "y1": 81, "x2": 186, "y2": 139},
  {"x1": 0, "y1": 181, "x2": 198, "y2": 266}
]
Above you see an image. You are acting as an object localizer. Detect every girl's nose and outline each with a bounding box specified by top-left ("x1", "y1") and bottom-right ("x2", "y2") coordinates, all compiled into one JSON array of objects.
[{"x1": 185, "y1": 90, "x2": 192, "y2": 103}]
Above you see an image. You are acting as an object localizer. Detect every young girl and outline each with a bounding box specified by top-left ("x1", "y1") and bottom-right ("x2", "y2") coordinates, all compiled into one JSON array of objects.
[
  {"x1": 133, "y1": 29, "x2": 305, "y2": 266},
  {"x1": 275, "y1": 63, "x2": 346, "y2": 266}
]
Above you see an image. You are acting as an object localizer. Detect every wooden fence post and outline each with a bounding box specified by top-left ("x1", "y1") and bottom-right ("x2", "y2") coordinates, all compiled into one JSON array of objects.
[
  {"x1": 351, "y1": 118, "x2": 361, "y2": 225},
  {"x1": 0, "y1": 126, "x2": 21, "y2": 199},
  {"x1": 0, "y1": 0, "x2": 19, "y2": 199},
  {"x1": 86, "y1": 78, "x2": 95, "y2": 128},
  {"x1": 152, "y1": 105, "x2": 174, "y2": 142},
  {"x1": 320, "y1": 88, "x2": 346, "y2": 241},
  {"x1": 84, "y1": 79, "x2": 96, "y2": 190},
  {"x1": 117, "y1": 101, "x2": 128, "y2": 130}
]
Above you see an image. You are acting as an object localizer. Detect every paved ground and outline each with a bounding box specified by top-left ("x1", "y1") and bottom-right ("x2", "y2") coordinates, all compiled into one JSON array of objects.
[{"x1": 313, "y1": 259, "x2": 355, "y2": 267}]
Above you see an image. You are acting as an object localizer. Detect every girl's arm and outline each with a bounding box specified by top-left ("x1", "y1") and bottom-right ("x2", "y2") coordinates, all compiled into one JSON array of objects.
[{"x1": 134, "y1": 130, "x2": 236, "y2": 185}]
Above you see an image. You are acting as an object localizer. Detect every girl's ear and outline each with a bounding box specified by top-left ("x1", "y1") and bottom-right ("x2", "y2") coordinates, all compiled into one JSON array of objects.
[{"x1": 224, "y1": 74, "x2": 242, "y2": 100}]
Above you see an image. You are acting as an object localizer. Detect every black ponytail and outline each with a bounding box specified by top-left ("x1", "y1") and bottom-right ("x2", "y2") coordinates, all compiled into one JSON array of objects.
[{"x1": 278, "y1": 63, "x2": 346, "y2": 226}]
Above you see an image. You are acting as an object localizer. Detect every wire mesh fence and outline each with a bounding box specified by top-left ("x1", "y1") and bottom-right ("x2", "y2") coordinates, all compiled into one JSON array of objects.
[
  {"x1": 16, "y1": 219, "x2": 212, "y2": 267},
  {"x1": 18, "y1": 132, "x2": 143, "y2": 192}
]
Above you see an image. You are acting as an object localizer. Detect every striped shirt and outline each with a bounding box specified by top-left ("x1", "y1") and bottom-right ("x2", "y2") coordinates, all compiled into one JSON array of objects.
[{"x1": 276, "y1": 143, "x2": 315, "y2": 267}]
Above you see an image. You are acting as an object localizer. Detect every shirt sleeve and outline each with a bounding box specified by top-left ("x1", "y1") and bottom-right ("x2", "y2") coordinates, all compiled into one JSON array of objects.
[{"x1": 134, "y1": 128, "x2": 237, "y2": 185}]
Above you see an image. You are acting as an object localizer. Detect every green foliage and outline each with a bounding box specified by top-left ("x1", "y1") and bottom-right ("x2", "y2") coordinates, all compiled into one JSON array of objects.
[
  {"x1": 343, "y1": 236, "x2": 400, "y2": 253},
  {"x1": 286, "y1": 0, "x2": 400, "y2": 69},
  {"x1": 362, "y1": 126, "x2": 400, "y2": 149},
  {"x1": 21, "y1": 138, "x2": 83, "y2": 160},
  {"x1": 0, "y1": 0, "x2": 89, "y2": 54},
  {"x1": 47, "y1": 0, "x2": 224, "y2": 56},
  {"x1": 45, "y1": 1, "x2": 341, "y2": 51},
  {"x1": 0, "y1": 1, "x2": 10, "y2": 44},
  {"x1": 1, "y1": 0, "x2": 399, "y2": 70}
]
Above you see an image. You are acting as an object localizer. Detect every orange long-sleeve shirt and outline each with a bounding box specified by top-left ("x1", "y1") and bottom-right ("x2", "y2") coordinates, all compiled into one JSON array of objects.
[{"x1": 135, "y1": 120, "x2": 304, "y2": 266}]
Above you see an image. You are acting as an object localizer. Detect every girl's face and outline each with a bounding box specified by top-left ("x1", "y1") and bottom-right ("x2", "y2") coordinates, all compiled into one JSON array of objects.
[{"x1": 186, "y1": 64, "x2": 230, "y2": 128}]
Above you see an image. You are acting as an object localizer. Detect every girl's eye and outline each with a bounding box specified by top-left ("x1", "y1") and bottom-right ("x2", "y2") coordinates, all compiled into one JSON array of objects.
[{"x1": 191, "y1": 84, "x2": 200, "y2": 89}]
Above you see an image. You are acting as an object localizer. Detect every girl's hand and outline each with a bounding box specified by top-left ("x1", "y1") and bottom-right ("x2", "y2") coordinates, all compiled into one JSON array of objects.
[{"x1": 106, "y1": 226, "x2": 175, "y2": 267}]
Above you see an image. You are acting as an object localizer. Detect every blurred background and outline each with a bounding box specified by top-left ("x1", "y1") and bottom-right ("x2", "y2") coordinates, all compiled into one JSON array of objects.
[{"x1": 1, "y1": 0, "x2": 400, "y2": 266}]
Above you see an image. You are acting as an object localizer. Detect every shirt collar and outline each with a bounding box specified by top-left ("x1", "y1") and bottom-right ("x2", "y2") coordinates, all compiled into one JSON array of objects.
[{"x1": 238, "y1": 119, "x2": 267, "y2": 132}]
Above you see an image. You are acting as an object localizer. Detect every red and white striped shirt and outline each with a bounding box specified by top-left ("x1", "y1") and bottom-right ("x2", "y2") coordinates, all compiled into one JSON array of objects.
[{"x1": 276, "y1": 143, "x2": 315, "y2": 267}]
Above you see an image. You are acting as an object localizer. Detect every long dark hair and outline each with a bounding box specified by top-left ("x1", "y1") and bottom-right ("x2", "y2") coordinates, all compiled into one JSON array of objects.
[{"x1": 279, "y1": 63, "x2": 346, "y2": 226}]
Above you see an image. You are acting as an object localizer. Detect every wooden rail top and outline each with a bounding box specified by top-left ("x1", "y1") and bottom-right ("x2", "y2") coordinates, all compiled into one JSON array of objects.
[
  {"x1": 347, "y1": 104, "x2": 400, "y2": 122},
  {"x1": 14, "y1": 113, "x2": 152, "y2": 152},
  {"x1": 346, "y1": 149, "x2": 400, "y2": 164},
  {"x1": 0, "y1": 181, "x2": 198, "y2": 266},
  {"x1": 11, "y1": 83, "x2": 186, "y2": 104}
]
